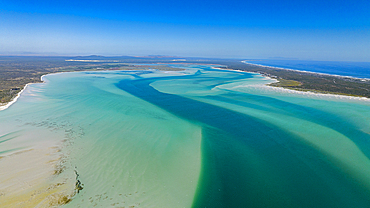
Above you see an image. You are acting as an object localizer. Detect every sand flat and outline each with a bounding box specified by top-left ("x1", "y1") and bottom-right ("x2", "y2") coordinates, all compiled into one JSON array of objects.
[{"x1": 0, "y1": 145, "x2": 74, "y2": 208}]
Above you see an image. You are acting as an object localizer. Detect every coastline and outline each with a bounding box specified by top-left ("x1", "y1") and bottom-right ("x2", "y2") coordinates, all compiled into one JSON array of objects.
[
  {"x1": 242, "y1": 60, "x2": 370, "y2": 81},
  {"x1": 0, "y1": 73, "x2": 50, "y2": 111},
  {"x1": 0, "y1": 83, "x2": 31, "y2": 111},
  {"x1": 2, "y1": 63, "x2": 370, "y2": 112},
  {"x1": 0, "y1": 64, "x2": 186, "y2": 111},
  {"x1": 239, "y1": 61, "x2": 370, "y2": 99},
  {"x1": 1, "y1": 63, "x2": 370, "y2": 207},
  {"x1": 211, "y1": 65, "x2": 370, "y2": 102},
  {"x1": 0, "y1": 72, "x2": 78, "y2": 207},
  {"x1": 261, "y1": 84, "x2": 370, "y2": 102},
  {"x1": 0, "y1": 72, "x2": 74, "y2": 111}
]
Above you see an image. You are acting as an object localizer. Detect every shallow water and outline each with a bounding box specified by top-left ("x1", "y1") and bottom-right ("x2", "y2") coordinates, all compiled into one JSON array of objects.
[{"x1": 1, "y1": 65, "x2": 370, "y2": 207}]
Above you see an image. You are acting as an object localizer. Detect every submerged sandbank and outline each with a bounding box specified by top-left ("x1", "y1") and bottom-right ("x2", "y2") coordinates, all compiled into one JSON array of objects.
[
  {"x1": 0, "y1": 144, "x2": 75, "y2": 207},
  {"x1": 0, "y1": 75, "x2": 78, "y2": 207},
  {"x1": 1, "y1": 70, "x2": 202, "y2": 207},
  {"x1": 3, "y1": 61, "x2": 366, "y2": 112},
  {"x1": 2, "y1": 64, "x2": 370, "y2": 208}
]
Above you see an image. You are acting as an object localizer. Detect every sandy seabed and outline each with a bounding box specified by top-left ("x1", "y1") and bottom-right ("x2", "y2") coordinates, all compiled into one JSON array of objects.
[
  {"x1": 0, "y1": 143, "x2": 75, "y2": 207},
  {"x1": 0, "y1": 76, "x2": 76, "y2": 207},
  {"x1": 1, "y1": 65, "x2": 370, "y2": 207}
]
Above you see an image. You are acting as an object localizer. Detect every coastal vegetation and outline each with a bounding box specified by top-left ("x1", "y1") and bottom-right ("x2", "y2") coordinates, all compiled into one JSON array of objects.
[
  {"x1": 2, "y1": 59, "x2": 370, "y2": 207},
  {"x1": 0, "y1": 56, "x2": 184, "y2": 105},
  {"x1": 1, "y1": 56, "x2": 369, "y2": 106},
  {"x1": 213, "y1": 61, "x2": 370, "y2": 98}
]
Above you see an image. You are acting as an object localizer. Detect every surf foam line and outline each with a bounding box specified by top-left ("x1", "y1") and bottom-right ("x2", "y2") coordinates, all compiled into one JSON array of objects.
[
  {"x1": 239, "y1": 61, "x2": 370, "y2": 102},
  {"x1": 242, "y1": 61, "x2": 370, "y2": 81}
]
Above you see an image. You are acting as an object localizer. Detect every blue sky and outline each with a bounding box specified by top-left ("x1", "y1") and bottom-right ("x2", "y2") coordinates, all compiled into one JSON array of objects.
[{"x1": 0, "y1": 0, "x2": 369, "y2": 61}]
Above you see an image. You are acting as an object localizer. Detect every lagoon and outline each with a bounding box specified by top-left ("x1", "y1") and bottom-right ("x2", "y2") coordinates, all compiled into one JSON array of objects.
[{"x1": 1, "y1": 65, "x2": 370, "y2": 207}]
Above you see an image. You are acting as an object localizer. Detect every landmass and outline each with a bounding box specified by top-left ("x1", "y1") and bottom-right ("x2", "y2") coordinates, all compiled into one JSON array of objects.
[
  {"x1": 0, "y1": 55, "x2": 369, "y2": 207},
  {"x1": 1, "y1": 56, "x2": 370, "y2": 107},
  {"x1": 0, "y1": 56, "x2": 185, "y2": 106},
  {"x1": 210, "y1": 60, "x2": 370, "y2": 98}
]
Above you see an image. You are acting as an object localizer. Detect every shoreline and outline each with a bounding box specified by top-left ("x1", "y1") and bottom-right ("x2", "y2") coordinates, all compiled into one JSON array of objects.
[
  {"x1": 261, "y1": 84, "x2": 370, "y2": 102},
  {"x1": 0, "y1": 63, "x2": 369, "y2": 207},
  {"x1": 0, "y1": 83, "x2": 31, "y2": 111},
  {"x1": 242, "y1": 61, "x2": 370, "y2": 81},
  {"x1": 211, "y1": 65, "x2": 370, "y2": 102},
  {"x1": 0, "y1": 72, "x2": 77, "y2": 111},
  {"x1": 239, "y1": 61, "x2": 370, "y2": 100},
  {"x1": 0, "y1": 73, "x2": 50, "y2": 111},
  {"x1": 2, "y1": 63, "x2": 369, "y2": 112},
  {"x1": 0, "y1": 72, "x2": 78, "y2": 206}
]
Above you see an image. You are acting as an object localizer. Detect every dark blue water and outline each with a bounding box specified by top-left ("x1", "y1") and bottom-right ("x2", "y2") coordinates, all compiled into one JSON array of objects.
[
  {"x1": 247, "y1": 60, "x2": 370, "y2": 79},
  {"x1": 116, "y1": 68, "x2": 370, "y2": 207}
]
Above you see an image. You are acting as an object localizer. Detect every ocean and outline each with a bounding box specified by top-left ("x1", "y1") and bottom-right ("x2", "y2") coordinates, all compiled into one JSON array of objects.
[
  {"x1": 247, "y1": 59, "x2": 370, "y2": 79},
  {"x1": 1, "y1": 65, "x2": 370, "y2": 207}
]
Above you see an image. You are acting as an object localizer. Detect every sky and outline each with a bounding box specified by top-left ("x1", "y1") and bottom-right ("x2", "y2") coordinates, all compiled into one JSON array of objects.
[{"x1": 0, "y1": 0, "x2": 369, "y2": 61}]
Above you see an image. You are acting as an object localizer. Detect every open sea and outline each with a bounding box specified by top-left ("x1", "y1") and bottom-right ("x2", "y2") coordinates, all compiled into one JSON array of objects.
[
  {"x1": 247, "y1": 60, "x2": 370, "y2": 79},
  {"x1": 1, "y1": 65, "x2": 370, "y2": 207}
]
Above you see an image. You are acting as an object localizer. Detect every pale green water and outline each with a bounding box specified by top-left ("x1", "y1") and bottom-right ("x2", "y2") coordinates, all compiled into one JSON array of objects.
[{"x1": 1, "y1": 66, "x2": 370, "y2": 207}]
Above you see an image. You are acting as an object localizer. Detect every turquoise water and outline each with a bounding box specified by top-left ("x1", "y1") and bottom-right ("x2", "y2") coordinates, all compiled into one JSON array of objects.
[{"x1": 1, "y1": 65, "x2": 370, "y2": 207}]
